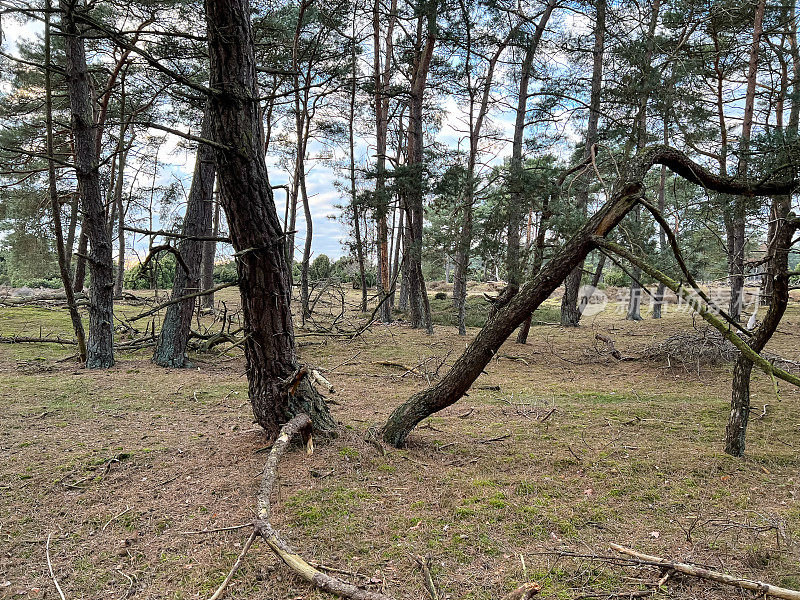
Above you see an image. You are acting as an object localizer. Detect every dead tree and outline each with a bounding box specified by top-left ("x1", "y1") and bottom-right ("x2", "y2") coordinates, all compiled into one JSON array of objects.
[
  {"x1": 153, "y1": 105, "x2": 216, "y2": 368},
  {"x1": 381, "y1": 145, "x2": 797, "y2": 447},
  {"x1": 205, "y1": 0, "x2": 336, "y2": 441}
]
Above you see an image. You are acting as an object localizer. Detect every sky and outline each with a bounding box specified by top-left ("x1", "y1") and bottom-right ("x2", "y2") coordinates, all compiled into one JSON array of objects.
[{"x1": 2, "y1": 7, "x2": 582, "y2": 265}]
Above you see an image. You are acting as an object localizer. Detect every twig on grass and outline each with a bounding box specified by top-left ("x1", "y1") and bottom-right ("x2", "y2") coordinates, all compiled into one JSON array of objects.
[
  {"x1": 206, "y1": 529, "x2": 257, "y2": 600},
  {"x1": 46, "y1": 533, "x2": 67, "y2": 600},
  {"x1": 102, "y1": 505, "x2": 131, "y2": 531}
]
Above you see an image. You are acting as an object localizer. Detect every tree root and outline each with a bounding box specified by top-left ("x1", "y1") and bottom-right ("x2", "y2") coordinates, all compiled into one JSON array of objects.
[{"x1": 205, "y1": 415, "x2": 393, "y2": 600}]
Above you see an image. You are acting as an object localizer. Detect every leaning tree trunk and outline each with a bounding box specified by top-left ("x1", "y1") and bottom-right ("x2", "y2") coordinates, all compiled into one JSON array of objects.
[
  {"x1": 61, "y1": 0, "x2": 115, "y2": 369},
  {"x1": 205, "y1": 0, "x2": 335, "y2": 441},
  {"x1": 381, "y1": 146, "x2": 791, "y2": 447},
  {"x1": 154, "y1": 106, "x2": 216, "y2": 368}
]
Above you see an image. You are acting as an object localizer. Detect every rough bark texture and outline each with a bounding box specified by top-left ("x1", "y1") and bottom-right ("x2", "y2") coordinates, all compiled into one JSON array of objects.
[
  {"x1": 62, "y1": 0, "x2": 115, "y2": 369},
  {"x1": 372, "y1": 0, "x2": 397, "y2": 324},
  {"x1": 45, "y1": 0, "x2": 87, "y2": 363},
  {"x1": 561, "y1": 0, "x2": 604, "y2": 326},
  {"x1": 381, "y1": 146, "x2": 796, "y2": 447},
  {"x1": 403, "y1": 4, "x2": 437, "y2": 333},
  {"x1": 205, "y1": 0, "x2": 335, "y2": 441},
  {"x1": 724, "y1": 194, "x2": 792, "y2": 456},
  {"x1": 154, "y1": 107, "x2": 216, "y2": 368}
]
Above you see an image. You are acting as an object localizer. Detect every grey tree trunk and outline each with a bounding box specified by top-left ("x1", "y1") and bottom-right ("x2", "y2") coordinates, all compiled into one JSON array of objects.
[
  {"x1": 154, "y1": 106, "x2": 216, "y2": 368},
  {"x1": 725, "y1": 193, "x2": 792, "y2": 456},
  {"x1": 61, "y1": 0, "x2": 115, "y2": 369}
]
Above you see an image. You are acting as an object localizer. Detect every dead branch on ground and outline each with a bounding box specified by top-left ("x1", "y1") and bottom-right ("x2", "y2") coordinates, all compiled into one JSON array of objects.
[{"x1": 609, "y1": 542, "x2": 800, "y2": 600}]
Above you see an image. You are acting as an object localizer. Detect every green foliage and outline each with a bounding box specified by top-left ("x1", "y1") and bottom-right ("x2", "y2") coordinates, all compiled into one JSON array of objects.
[
  {"x1": 603, "y1": 268, "x2": 628, "y2": 288},
  {"x1": 310, "y1": 254, "x2": 331, "y2": 281},
  {"x1": 213, "y1": 261, "x2": 238, "y2": 284},
  {"x1": 124, "y1": 254, "x2": 176, "y2": 290}
]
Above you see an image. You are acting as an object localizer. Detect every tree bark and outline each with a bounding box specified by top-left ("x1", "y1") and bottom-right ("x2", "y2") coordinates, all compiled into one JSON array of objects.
[
  {"x1": 45, "y1": 0, "x2": 87, "y2": 363},
  {"x1": 73, "y1": 232, "x2": 88, "y2": 291},
  {"x1": 561, "y1": 0, "x2": 604, "y2": 326},
  {"x1": 507, "y1": 0, "x2": 556, "y2": 309},
  {"x1": 727, "y1": 0, "x2": 766, "y2": 321},
  {"x1": 205, "y1": 0, "x2": 335, "y2": 441},
  {"x1": 517, "y1": 193, "x2": 551, "y2": 344},
  {"x1": 403, "y1": 2, "x2": 438, "y2": 333},
  {"x1": 61, "y1": 0, "x2": 115, "y2": 369},
  {"x1": 373, "y1": 0, "x2": 397, "y2": 324},
  {"x1": 200, "y1": 197, "x2": 220, "y2": 310},
  {"x1": 153, "y1": 106, "x2": 216, "y2": 368},
  {"x1": 724, "y1": 193, "x2": 792, "y2": 456},
  {"x1": 453, "y1": 3, "x2": 510, "y2": 335}
]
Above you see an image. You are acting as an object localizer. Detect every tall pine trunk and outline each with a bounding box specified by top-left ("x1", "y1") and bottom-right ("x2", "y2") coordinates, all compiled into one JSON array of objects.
[
  {"x1": 45, "y1": 0, "x2": 87, "y2": 363},
  {"x1": 561, "y1": 0, "x2": 604, "y2": 326},
  {"x1": 205, "y1": 0, "x2": 335, "y2": 441},
  {"x1": 154, "y1": 106, "x2": 216, "y2": 368},
  {"x1": 61, "y1": 0, "x2": 115, "y2": 369}
]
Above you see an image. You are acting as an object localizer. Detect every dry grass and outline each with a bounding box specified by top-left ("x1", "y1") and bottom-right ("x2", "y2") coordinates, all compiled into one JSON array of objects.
[{"x1": 1, "y1": 286, "x2": 799, "y2": 600}]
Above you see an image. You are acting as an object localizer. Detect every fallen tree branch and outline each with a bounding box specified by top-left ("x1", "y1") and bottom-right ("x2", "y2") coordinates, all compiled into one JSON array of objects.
[
  {"x1": 127, "y1": 282, "x2": 238, "y2": 322},
  {"x1": 207, "y1": 530, "x2": 257, "y2": 600},
  {"x1": 252, "y1": 414, "x2": 394, "y2": 600},
  {"x1": 124, "y1": 226, "x2": 230, "y2": 243},
  {"x1": 609, "y1": 543, "x2": 800, "y2": 599},
  {"x1": 0, "y1": 335, "x2": 79, "y2": 345},
  {"x1": 46, "y1": 533, "x2": 67, "y2": 600},
  {"x1": 592, "y1": 237, "x2": 800, "y2": 389}
]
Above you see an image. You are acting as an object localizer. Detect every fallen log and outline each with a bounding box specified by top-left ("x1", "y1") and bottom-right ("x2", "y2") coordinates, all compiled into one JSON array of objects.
[
  {"x1": 609, "y1": 543, "x2": 800, "y2": 600},
  {"x1": 0, "y1": 290, "x2": 87, "y2": 306}
]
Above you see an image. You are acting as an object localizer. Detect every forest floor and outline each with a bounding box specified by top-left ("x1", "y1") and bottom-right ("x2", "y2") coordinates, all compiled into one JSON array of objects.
[{"x1": 1, "y1": 285, "x2": 799, "y2": 600}]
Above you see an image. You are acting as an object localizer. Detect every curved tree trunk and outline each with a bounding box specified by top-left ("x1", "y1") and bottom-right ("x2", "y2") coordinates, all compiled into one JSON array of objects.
[
  {"x1": 61, "y1": 0, "x2": 115, "y2": 369},
  {"x1": 381, "y1": 146, "x2": 790, "y2": 447},
  {"x1": 205, "y1": 0, "x2": 335, "y2": 441},
  {"x1": 154, "y1": 106, "x2": 216, "y2": 368}
]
